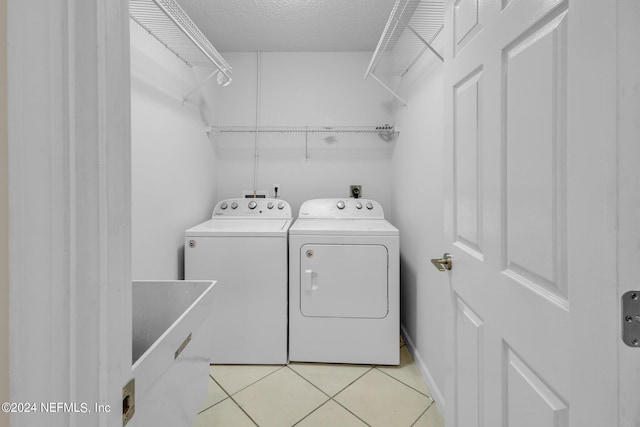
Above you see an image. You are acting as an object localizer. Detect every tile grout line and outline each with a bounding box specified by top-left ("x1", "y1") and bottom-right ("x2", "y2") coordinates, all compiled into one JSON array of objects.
[
  {"x1": 374, "y1": 366, "x2": 434, "y2": 399},
  {"x1": 227, "y1": 392, "x2": 260, "y2": 426},
  {"x1": 330, "y1": 362, "x2": 430, "y2": 427},
  {"x1": 287, "y1": 364, "x2": 374, "y2": 399},
  {"x1": 284, "y1": 365, "x2": 337, "y2": 426},
  {"x1": 200, "y1": 338, "x2": 427, "y2": 427},
  {"x1": 410, "y1": 401, "x2": 435, "y2": 427},
  {"x1": 328, "y1": 397, "x2": 373, "y2": 427},
  {"x1": 287, "y1": 364, "x2": 374, "y2": 427},
  {"x1": 206, "y1": 367, "x2": 288, "y2": 426},
  {"x1": 210, "y1": 364, "x2": 287, "y2": 397},
  {"x1": 290, "y1": 396, "x2": 332, "y2": 427},
  {"x1": 285, "y1": 365, "x2": 333, "y2": 399},
  {"x1": 196, "y1": 374, "x2": 231, "y2": 415}
]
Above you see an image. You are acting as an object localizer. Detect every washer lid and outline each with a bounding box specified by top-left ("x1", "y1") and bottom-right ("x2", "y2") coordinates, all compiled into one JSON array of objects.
[
  {"x1": 289, "y1": 218, "x2": 398, "y2": 236},
  {"x1": 185, "y1": 218, "x2": 292, "y2": 237}
]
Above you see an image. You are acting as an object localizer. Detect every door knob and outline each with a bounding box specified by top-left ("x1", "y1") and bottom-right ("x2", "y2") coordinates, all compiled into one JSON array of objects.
[{"x1": 431, "y1": 253, "x2": 452, "y2": 271}]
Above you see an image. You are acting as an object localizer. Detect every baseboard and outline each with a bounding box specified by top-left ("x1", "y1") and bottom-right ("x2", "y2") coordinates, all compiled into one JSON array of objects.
[{"x1": 401, "y1": 324, "x2": 446, "y2": 413}]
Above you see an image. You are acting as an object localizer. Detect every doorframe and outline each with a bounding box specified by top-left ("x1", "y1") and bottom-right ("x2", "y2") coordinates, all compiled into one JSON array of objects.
[
  {"x1": 1, "y1": 1, "x2": 9, "y2": 426},
  {"x1": 616, "y1": 0, "x2": 640, "y2": 424},
  {"x1": 8, "y1": 1, "x2": 131, "y2": 426}
]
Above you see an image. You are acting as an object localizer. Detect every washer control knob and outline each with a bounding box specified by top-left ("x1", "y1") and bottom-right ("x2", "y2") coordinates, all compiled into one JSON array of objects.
[
  {"x1": 267, "y1": 202, "x2": 274, "y2": 209},
  {"x1": 220, "y1": 202, "x2": 228, "y2": 210},
  {"x1": 366, "y1": 202, "x2": 374, "y2": 210},
  {"x1": 277, "y1": 202, "x2": 285, "y2": 210},
  {"x1": 248, "y1": 200, "x2": 257, "y2": 209},
  {"x1": 231, "y1": 201, "x2": 238, "y2": 209},
  {"x1": 355, "y1": 202, "x2": 363, "y2": 209},
  {"x1": 337, "y1": 200, "x2": 346, "y2": 210}
]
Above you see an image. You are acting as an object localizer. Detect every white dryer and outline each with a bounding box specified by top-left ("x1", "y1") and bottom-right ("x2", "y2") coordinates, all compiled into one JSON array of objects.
[
  {"x1": 288, "y1": 198, "x2": 399, "y2": 365},
  {"x1": 185, "y1": 198, "x2": 292, "y2": 364}
]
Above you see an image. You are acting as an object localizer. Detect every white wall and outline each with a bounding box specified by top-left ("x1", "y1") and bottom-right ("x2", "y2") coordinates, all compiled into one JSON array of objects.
[
  {"x1": 389, "y1": 37, "x2": 447, "y2": 408},
  {"x1": 212, "y1": 52, "x2": 394, "y2": 214},
  {"x1": 130, "y1": 22, "x2": 219, "y2": 279}
]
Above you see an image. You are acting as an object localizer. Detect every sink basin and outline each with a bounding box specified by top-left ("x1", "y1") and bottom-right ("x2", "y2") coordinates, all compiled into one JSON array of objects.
[{"x1": 129, "y1": 280, "x2": 216, "y2": 427}]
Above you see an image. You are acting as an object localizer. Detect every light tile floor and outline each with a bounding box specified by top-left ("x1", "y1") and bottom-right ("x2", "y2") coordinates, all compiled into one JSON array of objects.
[{"x1": 192, "y1": 337, "x2": 444, "y2": 427}]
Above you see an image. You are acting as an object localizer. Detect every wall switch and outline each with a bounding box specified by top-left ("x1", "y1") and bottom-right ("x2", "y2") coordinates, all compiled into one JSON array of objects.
[{"x1": 350, "y1": 185, "x2": 362, "y2": 198}]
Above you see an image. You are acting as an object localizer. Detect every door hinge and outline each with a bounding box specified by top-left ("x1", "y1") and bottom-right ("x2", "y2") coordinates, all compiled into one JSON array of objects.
[{"x1": 622, "y1": 291, "x2": 640, "y2": 347}]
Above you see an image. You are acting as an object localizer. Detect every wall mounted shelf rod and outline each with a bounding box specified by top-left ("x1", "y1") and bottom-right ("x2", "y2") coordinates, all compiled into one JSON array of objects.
[
  {"x1": 206, "y1": 125, "x2": 397, "y2": 135},
  {"x1": 206, "y1": 125, "x2": 399, "y2": 161}
]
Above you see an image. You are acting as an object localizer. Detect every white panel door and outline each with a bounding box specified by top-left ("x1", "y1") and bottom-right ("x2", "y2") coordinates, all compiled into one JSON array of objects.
[
  {"x1": 300, "y1": 244, "x2": 388, "y2": 318},
  {"x1": 443, "y1": 0, "x2": 623, "y2": 425}
]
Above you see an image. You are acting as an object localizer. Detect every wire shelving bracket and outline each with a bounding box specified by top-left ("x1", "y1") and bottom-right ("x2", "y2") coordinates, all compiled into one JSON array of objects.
[
  {"x1": 365, "y1": 0, "x2": 444, "y2": 106},
  {"x1": 129, "y1": 0, "x2": 233, "y2": 102}
]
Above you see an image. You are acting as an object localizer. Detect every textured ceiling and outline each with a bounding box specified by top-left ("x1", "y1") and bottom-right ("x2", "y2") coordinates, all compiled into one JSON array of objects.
[{"x1": 178, "y1": 0, "x2": 397, "y2": 52}]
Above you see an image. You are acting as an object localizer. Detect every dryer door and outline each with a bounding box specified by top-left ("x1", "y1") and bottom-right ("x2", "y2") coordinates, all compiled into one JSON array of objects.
[{"x1": 300, "y1": 244, "x2": 388, "y2": 318}]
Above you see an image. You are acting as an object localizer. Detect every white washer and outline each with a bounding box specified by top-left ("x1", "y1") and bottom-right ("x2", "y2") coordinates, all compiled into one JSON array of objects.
[
  {"x1": 185, "y1": 198, "x2": 292, "y2": 364},
  {"x1": 288, "y1": 198, "x2": 399, "y2": 365}
]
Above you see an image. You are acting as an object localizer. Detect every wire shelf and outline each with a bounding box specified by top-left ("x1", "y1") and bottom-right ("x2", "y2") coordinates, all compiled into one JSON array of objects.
[
  {"x1": 365, "y1": 0, "x2": 444, "y2": 105},
  {"x1": 207, "y1": 125, "x2": 398, "y2": 160},
  {"x1": 207, "y1": 125, "x2": 397, "y2": 135},
  {"x1": 130, "y1": 0, "x2": 232, "y2": 82}
]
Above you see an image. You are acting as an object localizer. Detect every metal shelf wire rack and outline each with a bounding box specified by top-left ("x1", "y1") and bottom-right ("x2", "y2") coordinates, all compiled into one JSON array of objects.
[
  {"x1": 206, "y1": 125, "x2": 397, "y2": 135},
  {"x1": 207, "y1": 125, "x2": 398, "y2": 160},
  {"x1": 365, "y1": 0, "x2": 444, "y2": 106},
  {"x1": 130, "y1": 0, "x2": 232, "y2": 98}
]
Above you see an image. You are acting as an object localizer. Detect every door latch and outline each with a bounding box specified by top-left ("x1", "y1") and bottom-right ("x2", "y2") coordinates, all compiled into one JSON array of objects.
[
  {"x1": 622, "y1": 291, "x2": 640, "y2": 347},
  {"x1": 431, "y1": 253, "x2": 452, "y2": 272},
  {"x1": 122, "y1": 378, "x2": 135, "y2": 425}
]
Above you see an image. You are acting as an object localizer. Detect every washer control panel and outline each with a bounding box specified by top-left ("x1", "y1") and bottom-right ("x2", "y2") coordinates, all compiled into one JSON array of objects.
[
  {"x1": 298, "y1": 199, "x2": 384, "y2": 219},
  {"x1": 212, "y1": 198, "x2": 292, "y2": 218}
]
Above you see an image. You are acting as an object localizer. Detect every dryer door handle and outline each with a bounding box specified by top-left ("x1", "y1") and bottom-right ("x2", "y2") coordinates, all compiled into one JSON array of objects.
[{"x1": 304, "y1": 269, "x2": 315, "y2": 292}]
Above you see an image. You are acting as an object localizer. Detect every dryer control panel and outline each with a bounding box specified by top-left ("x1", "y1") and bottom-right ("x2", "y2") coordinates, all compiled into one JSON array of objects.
[
  {"x1": 212, "y1": 198, "x2": 292, "y2": 218},
  {"x1": 298, "y1": 198, "x2": 385, "y2": 219}
]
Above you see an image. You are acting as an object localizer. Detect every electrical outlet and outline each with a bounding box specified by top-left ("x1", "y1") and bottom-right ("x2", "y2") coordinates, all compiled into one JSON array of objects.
[{"x1": 350, "y1": 185, "x2": 362, "y2": 199}]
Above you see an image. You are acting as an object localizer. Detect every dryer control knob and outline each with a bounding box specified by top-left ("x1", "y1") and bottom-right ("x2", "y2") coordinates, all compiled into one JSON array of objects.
[
  {"x1": 277, "y1": 202, "x2": 285, "y2": 210},
  {"x1": 267, "y1": 202, "x2": 274, "y2": 209},
  {"x1": 337, "y1": 200, "x2": 346, "y2": 210},
  {"x1": 248, "y1": 201, "x2": 257, "y2": 209},
  {"x1": 366, "y1": 202, "x2": 373, "y2": 210},
  {"x1": 220, "y1": 202, "x2": 228, "y2": 210},
  {"x1": 231, "y1": 202, "x2": 238, "y2": 209},
  {"x1": 355, "y1": 202, "x2": 363, "y2": 209}
]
